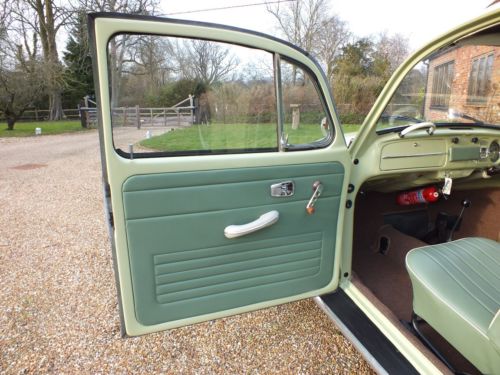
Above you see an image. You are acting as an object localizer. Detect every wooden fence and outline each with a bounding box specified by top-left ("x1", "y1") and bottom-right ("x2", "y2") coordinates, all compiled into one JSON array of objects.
[
  {"x1": 1, "y1": 96, "x2": 196, "y2": 130},
  {"x1": 2, "y1": 99, "x2": 419, "y2": 127},
  {"x1": 79, "y1": 95, "x2": 195, "y2": 129},
  {"x1": 0, "y1": 108, "x2": 81, "y2": 122},
  {"x1": 110, "y1": 105, "x2": 194, "y2": 128}
]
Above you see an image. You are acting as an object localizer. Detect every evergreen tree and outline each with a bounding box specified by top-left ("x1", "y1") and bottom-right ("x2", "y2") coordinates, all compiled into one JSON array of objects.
[
  {"x1": 334, "y1": 39, "x2": 375, "y2": 77},
  {"x1": 62, "y1": 11, "x2": 94, "y2": 108},
  {"x1": 332, "y1": 39, "x2": 387, "y2": 118}
]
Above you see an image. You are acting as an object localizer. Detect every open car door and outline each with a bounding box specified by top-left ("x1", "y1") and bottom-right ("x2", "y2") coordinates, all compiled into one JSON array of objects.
[{"x1": 89, "y1": 13, "x2": 352, "y2": 336}]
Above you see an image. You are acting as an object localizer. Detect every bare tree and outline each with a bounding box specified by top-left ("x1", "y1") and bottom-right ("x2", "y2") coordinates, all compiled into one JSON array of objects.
[
  {"x1": 108, "y1": 33, "x2": 132, "y2": 107},
  {"x1": 266, "y1": 0, "x2": 350, "y2": 84},
  {"x1": 121, "y1": 35, "x2": 173, "y2": 90},
  {"x1": 374, "y1": 32, "x2": 410, "y2": 73},
  {"x1": 314, "y1": 15, "x2": 351, "y2": 82},
  {"x1": 73, "y1": 0, "x2": 157, "y2": 13},
  {"x1": 0, "y1": 1, "x2": 8, "y2": 44},
  {"x1": 31, "y1": 0, "x2": 66, "y2": 120},
  {"x1": 10, "y1": 0, "x2": 72, "y2": 120},
  {"x1": 73, "y1": 0, "x2": 160, "y2": 106},
  {"x1": 0, "y1": 65, "x2": 46, "y2": 129},
  {"x1": 108, "y1": 34, "x2": 175, "y2": 105},
  {"x1": 0, "y1": 4, "x2": 46, "y2": 130},
  {"x1": 135, "y1": 36, "x2": 171, "y2": 88},
  {"x1": 266, "y1": 0, "x2": 329, "y2": 53},
  {"x1": 178, "y1": 40, "x2": 238, "y2": 85}
]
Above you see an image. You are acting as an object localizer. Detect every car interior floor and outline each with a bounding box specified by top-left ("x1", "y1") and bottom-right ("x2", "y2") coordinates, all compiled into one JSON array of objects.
[{"x1": 351, "y1": 187, "x2": 500, "y2": 375}]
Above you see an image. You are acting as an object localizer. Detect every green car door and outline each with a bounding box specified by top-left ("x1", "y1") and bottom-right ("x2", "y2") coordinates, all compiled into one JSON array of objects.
[{"x1": 89, "y1": 13, "x2": 353, "y2": 336}]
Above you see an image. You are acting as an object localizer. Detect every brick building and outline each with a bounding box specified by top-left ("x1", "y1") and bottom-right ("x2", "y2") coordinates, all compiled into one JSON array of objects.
[{"x1": 424, "y1": 45, "x2": 500, "y2": 124}]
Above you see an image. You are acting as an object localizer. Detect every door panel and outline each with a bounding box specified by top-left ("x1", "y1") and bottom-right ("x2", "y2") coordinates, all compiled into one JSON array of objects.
[
  {"x1": 89, "y1": 13, "x2": 352, "y2": 336},
  {"x1": 123, "y1": 163, "x2": 344, "y2": 325}
]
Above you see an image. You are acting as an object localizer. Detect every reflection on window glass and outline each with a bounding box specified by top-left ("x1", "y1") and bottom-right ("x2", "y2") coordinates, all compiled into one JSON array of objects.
[
  {"x1": 108, "y1": 34, "x2": 277, "y2": 155},
  {"x1": 280, "y1": 59, "x2": 330, "y2": 146},
  {"x1": 377, "y1": 42, "x2": 500, "y2": 131}
]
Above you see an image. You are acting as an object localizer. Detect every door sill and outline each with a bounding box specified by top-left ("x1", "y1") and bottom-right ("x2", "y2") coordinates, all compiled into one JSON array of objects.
[{"x1": 315, "y1": 290, "x2": 418, "y2": 375}]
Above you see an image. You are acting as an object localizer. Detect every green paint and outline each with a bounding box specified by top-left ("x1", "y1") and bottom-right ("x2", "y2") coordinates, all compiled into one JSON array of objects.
[{"x1": 123, "y1": 163, "x2": 344, "y2": 325}]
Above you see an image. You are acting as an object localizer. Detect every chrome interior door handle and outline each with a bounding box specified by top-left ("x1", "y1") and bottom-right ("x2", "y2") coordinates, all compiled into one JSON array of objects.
[{"x1": 224, "y1": 210, "x2": 279, "y2": 239}]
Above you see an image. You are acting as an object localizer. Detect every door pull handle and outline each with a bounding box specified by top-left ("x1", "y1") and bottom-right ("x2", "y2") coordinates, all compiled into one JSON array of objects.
[{"x1": 224, "y1": 210, "x2": 279, "y2": 239}]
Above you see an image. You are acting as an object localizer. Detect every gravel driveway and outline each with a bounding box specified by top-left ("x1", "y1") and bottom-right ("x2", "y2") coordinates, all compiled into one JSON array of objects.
[{"x1": 0, "y1": 130, "x2": 374, "y2": 374}]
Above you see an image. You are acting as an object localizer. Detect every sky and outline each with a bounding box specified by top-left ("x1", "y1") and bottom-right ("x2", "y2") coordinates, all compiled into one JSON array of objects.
[{"x1": 159, "y1": 0, "x2": 498, "y2": 51}]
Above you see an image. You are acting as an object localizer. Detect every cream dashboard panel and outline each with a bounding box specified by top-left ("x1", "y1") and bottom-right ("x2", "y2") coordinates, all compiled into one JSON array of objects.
[
  {"x1": 380, "y1": 139, "x2": 447, "y2": 171},
  {"x1": 378, "y1": 131, "x2": 500, "y2": 174}
]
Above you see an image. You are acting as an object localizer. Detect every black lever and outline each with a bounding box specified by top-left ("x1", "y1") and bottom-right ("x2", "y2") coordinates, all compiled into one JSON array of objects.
[{"x1": 447, "y1": 199, "x2": 471, "y2": 242}]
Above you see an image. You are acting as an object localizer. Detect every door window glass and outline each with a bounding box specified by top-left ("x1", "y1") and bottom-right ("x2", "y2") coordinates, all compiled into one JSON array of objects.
[
  {"x1": 108, "y1": 34, "x2": 277, "y2": 156},
  {"x1": 281, "y1": 59, "x2": 331, "y2": 146}
]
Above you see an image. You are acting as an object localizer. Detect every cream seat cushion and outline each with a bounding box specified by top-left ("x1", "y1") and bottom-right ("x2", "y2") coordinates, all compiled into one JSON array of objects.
[{"x1": 406, "y1": 237, "x2": 500, "y2": 374}]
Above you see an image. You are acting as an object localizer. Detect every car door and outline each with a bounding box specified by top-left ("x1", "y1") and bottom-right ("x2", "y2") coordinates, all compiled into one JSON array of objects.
[{"x1": 89, "y1": 13, "x2": 352, "y2": 336}]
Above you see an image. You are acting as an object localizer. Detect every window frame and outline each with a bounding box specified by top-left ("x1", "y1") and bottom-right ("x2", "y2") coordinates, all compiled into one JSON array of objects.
[
  {"x1": 467, "y1": 52, "x2": 494, "y2": 106},
  {"x1": 429, "y1": 60, "x2": 455, "y2": 110},
  {"x1": 106, "y1": 33, "x2": 335, "y2": 159},
  {"x1": 278, "y1": 55, "x2": 335, "y2": 151}
]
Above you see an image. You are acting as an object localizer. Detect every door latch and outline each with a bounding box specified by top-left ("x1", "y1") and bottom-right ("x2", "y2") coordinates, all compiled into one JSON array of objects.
[
  {"x1": 306, "y1": 181, "x2": 323, "y2": 215},
  {"x1": 270, "y1": 181, "x2": 294, "y2": 197}
]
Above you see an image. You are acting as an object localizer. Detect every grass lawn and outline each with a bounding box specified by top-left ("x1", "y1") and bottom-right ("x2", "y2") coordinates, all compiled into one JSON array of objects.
[
  {"x1": 341, "y1": 124, "x2": 361, "y2": 134},
  {"x1": 0, "y1": 120, "x2": 89, "y2": 137},
  {"x1": 140, "y1": 123, "x2": 361, "y2": 152}
]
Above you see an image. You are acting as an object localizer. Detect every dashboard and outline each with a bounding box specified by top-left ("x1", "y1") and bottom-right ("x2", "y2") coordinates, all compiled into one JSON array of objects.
[{"x1": 362, "y1": 128, "x2": 500, "y2": 192}]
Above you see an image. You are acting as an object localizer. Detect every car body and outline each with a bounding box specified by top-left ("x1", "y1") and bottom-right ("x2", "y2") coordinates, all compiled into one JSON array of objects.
[{"x1": 89, "y1": 8, "x2": 500, "y2": 374}]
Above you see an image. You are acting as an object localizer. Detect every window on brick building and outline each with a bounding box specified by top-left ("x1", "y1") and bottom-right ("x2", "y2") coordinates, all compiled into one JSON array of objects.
[
  {"x1": 430, "y1": 61, "x2": 454, "y2": 109},
  {"x1": 467, "y1": 53, "x2": 494, "y2": 105}
]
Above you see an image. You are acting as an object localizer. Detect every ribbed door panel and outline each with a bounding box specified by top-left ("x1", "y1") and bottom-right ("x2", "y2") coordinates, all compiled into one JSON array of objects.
[{"x1": 123, "y1": 163, "x2": 344, "y2": 325}]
